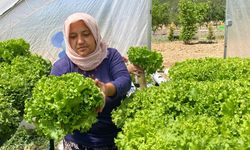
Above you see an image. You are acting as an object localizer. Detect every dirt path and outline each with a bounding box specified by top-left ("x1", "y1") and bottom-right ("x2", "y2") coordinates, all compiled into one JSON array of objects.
[{"x1": 152, "y1": 39, "x2": 224, "y2": 68}]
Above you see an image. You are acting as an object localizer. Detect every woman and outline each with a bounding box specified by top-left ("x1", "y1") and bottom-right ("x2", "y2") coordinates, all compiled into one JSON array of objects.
[{"x1": 50, "y1": 12, "x2": 131, "y2": 150}]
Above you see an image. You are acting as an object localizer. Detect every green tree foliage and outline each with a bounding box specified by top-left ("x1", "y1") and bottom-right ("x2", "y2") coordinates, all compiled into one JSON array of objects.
[
  {"x1": 207, "y1": 22, "x2": 216, "y2": 41},
  {"x1": 168, "y1": 22, "x2": 176, "y2": 41},
  {"x1": 178, "y1": 0, "x2": 209, "y2": 44},
  {"x1": 164, "y1": 0, "x2": 180, "y2": 25},
  {"x1": 152, "y1": 0, "x2": 169, "y2": 32},
  {"x1": 158, "y1": 0, "x2": 225, "y2": 24},
  {"x1": 204, "y1": 0, "x2": 226, "y2": 22}
]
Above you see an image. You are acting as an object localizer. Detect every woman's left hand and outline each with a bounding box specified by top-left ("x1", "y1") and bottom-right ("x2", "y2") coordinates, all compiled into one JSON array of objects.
[
  {"x1": 94, "y1": 79, "x2": 116, "y2": 97},
  {"x1": 95, "y1": 79, "x2": 107, "y2": 95},
  {"x1": 94, "y1": 79, "x2": 106, "y2": 112}
]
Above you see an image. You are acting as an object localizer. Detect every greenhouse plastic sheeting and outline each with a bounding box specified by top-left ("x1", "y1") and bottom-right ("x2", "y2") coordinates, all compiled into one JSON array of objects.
[
  {"x1": 0, "y1": 0, "x2": 20, "y2": 15},
  {"x1": 0, "y1": 0, "x2": 150, "y2": 63},
  {"x1": 226, "y1": 0, "x2": 250, "y2": 57}
]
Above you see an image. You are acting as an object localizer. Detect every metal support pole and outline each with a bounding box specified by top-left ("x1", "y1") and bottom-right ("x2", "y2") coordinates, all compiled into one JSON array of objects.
[
  {"x1": 148, "y1": 0, "x2": 152, "y2": 50},
  {"x1": 224, "y1": 0, "x2": 232, "y2": 58},
  {"x1": 224, "y1": 23, "x2": 228, "y2": 58}
]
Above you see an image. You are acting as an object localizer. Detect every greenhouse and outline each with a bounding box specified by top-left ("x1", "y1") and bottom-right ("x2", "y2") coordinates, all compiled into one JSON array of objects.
[{"x1": 1, "y1": 0, "x2": 250, "y2": 149}]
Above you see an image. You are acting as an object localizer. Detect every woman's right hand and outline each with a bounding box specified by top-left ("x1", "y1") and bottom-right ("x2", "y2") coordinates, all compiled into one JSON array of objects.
[{"x1": 122, "y1": 56, "x2": 144, "y2": 76}]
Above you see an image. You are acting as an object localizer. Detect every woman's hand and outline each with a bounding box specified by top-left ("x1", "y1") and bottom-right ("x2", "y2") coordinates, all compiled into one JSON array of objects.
[
  {"x1": 123, "y1": 56, "x2": 144, "y2": 76},
  {"x1": 127, "y1": 64, "x2": 144, "y2": 76},
  {"x1": 94, "y1": 79, "x2": 117, "y2": 113},
  {"x1": 95, "y1": 79, "x2": 116, "y2": 97}
]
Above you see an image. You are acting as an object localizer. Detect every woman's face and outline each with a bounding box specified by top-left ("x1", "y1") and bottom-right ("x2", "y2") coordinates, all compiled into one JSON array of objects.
[{"x1": 69, "y1": 20, "x2": 96, "y2": 57}]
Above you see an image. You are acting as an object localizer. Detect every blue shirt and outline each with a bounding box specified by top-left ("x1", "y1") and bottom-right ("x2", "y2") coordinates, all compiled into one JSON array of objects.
[{"x1": 50, "y1": 48, "x2": 131, "y2": 148}]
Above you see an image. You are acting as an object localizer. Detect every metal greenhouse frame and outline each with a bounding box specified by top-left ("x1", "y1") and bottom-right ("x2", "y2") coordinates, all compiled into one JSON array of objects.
[{"x1": 224, "y1": 0, "x2": 250, "y2": 58}]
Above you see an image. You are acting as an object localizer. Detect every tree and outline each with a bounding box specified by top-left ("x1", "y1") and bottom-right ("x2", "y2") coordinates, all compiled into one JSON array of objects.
[
  {"x1": 178, "y1": 0, "x2": 209, "y2": 44},
  {"x1": 168, "y1": 22, "x2": 176, "y2": 41},
  {"x1": 158, "y1": 0, "x2": 225, "y2": 24},
  {"x1": 195, "y1": 0, "x2": 226, "y2": 22},
  {"x1": 207, "y1": 22, "x2": 215, "y2": 41},
  {"x1": 152, "y1": 0, "x2": 169, "y2": 32},
  {"x1": 206, "y1": 0, "x2": 226, "y2": 22}
]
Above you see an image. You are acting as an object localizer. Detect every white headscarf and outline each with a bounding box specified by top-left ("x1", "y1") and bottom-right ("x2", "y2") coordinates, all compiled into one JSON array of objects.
[{"x1": 64, "y1": 12, "x2": 108, "y2": 71}]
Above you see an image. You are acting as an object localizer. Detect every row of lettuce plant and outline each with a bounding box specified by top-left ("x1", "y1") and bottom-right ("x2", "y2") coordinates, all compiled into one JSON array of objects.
[
  {"x1": 112, "y1": 57, "x2": 250, "y2": 149},
  {"x1": 0, "y1": 39, "x2": 51, "y2": 147},
  {"x1": 168, "y1": 57, "x2": 250, "y2": 81}
]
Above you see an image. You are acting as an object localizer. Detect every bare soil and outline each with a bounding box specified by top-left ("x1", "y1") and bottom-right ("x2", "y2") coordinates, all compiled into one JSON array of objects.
[{"x1": 152, "y1": 39, "x2": 224, "y2": 68}]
